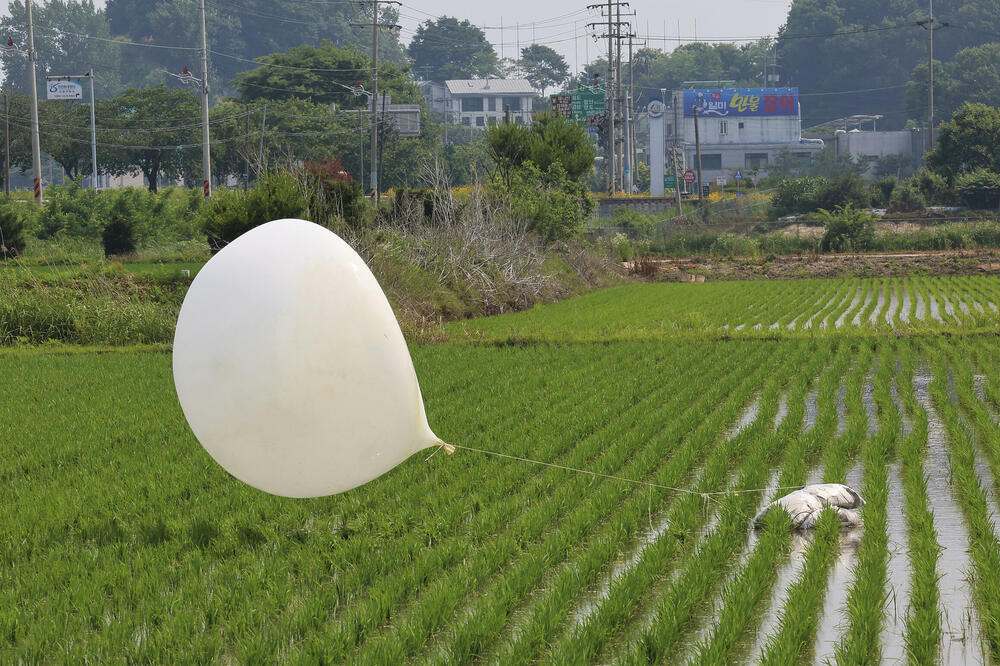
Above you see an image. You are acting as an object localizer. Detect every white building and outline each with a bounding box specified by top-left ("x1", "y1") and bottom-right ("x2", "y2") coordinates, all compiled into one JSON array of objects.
[
  {"x1": 420, "y1": 79, "x2": 535, "y2": 129},
  {"x1": 668, "y1": 87, "x2": 824, "y2": 186},
  {"x1": 828, "y1": 127, "x2": 925, "y2": 178}
]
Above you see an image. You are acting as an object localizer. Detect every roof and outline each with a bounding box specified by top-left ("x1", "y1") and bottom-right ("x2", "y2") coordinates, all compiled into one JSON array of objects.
[{"x1": 445, "y1": 79, "x2": 535, "y2": 95}]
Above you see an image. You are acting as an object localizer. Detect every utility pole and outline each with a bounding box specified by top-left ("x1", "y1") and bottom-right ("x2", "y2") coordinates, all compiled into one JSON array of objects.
[
  {"x1": 587, "y1": 1, "x2": 629, "y2": 195},
  {"x1": 88, "y1": 70, "x2": 97, "y2": 189},
  {"x1": 25, "y1": 0, "x2": 42, "y2": 203},
  {"x1": 47, "y1": 72, "x2": 98, "y2": 190},
  {"x1": 198, "y1": 0, "x2": 211, "y2": 197},
  {"x1": 918, "y1": 2, "x2": 945, "y2": 150},
  {"x1": 3, "y1": 91, "x2": 9, "y2": 196},
  {"x1": 607, "y1": 0, "x2": 615, "y2": 194},
  {"x1": 694, "y1": 105, "x2": 703, "y2": 213},
  {"x1": 352, "y1": 1, "x2": 400, "y2": 203},
  {"x1": 927, "y1": 0, "x2": 934, "y2": 150}
]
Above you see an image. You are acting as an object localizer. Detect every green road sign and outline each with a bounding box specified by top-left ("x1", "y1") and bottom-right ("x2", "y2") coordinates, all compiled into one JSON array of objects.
[
  {"x1": 664, "y1": 174, "x2": 677, "y2": 188},
  {"x1": 571, "y1": 86, "x2": 606, "y2": 121}
]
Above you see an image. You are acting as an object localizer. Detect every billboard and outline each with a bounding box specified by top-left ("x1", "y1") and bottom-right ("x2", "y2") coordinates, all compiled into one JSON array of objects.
[
  {"x1": 683, "y1": 88, "x2": 798, "y2": 117},
  {"x1": 47, "y1": 79, "x2": 83, "y2": 100}
]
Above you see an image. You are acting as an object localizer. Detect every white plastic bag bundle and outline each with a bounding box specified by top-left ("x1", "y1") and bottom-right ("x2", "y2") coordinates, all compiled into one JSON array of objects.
[{"x1": 753, "y1": 483, "x2": 864, "y2": 530}]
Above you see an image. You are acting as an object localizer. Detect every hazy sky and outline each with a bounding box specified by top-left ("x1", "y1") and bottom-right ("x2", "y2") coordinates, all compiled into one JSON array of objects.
[
  {"x1": 2, "y1": 0, "x2": 792, "y2": 74},
  {"x1": 398, "y1": 0, "x2": 792, "y2": 73}
]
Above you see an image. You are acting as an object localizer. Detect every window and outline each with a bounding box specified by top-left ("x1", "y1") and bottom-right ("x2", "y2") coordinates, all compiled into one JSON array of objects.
[
  {"x1": 502, "y1": 96, "x2": 521, "y2": 112},
  {"x1": 719, "y1": 120, "x2": 728, "y2": 135},
  {"x1": 701, "y1": 154, "x2": 722, "y2": 170},
  {"x1": 461, "y1": 117, "x2": 471, "y2": 126},
  {"x1": 488, "y1": 97, "x2": 496, "y2": 111},
  {"x1": 461, "y1": 97, "x2": 484, "y2": 112},
  {"x1": 793, "y1": 152, "x2": 811, "y2": 166},
  {"x1": 476, "y1": 116, "x2": 485, "y2": 127},
  {"x1": 745, "y1": 152, "x2": 768, "y2": 169},
  {"x1": 738, "y1": 121, "x2": 745, "y2": 129}
]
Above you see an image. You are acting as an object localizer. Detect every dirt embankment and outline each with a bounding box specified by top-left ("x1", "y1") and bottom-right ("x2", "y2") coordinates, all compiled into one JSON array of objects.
[{"x1": 644, "y1": 249, "x2": 1000, "y2": 281}]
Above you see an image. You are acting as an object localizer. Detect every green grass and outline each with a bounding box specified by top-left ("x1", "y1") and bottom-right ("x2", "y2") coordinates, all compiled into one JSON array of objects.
[
  {"x1": 6, "y1": 275, "x2": 1000, "y2": 661},
  {"x1": 445, "y1": 276, "x2": 1000, "y2": 343}
]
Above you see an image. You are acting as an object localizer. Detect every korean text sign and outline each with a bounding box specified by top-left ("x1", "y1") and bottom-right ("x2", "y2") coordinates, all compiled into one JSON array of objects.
[{"x1": 683, "y1": 88, "x2": 798, "y2": 117}]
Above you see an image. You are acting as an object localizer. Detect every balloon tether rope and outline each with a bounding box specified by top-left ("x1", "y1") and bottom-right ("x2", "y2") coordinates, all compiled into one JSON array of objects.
[{"x1": 433, "y1": 442, "x2": 805, "y2": 499}]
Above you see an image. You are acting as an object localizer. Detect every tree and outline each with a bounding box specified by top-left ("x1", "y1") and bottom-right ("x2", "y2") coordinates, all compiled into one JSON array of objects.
[
  {"x1": 106, "y1": 0, "x2": 406, "y2": 93},
  {"x1": 926, "y1": 102, "x2": 1000, "y2": 180},
  {"x1": 99, "y1": 85, "x2": 201, "y2": 192},
  {"x1": 484, "y1": 122, "x2": 529, "y2": 187},
  {"x1": 484, "y1": 114, "x2": 595, "y2": 186},
  {"x1": 906, "y1": 44, "x2": 1000, "y2": 127},
  {"x1": 233, "y1": 41, "x2": 418, "y2": 109},
  {"x1": 526, "y1": 113, "x2": 595, "y2": 181},
  {"x1": 0, "y1": 0, "x2": 124, "y2": 97},
  {"x1": 408, "y1": 17, "x2": 499, "y2": 81},
  {"x1": 519, "y1": 44, "x2": 568, "y2": 95}
]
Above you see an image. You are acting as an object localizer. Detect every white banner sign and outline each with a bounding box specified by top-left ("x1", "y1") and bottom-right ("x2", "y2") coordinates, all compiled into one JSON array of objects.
[{"x1": 47, "y1": 79, "x2": 83, "y2": 100}]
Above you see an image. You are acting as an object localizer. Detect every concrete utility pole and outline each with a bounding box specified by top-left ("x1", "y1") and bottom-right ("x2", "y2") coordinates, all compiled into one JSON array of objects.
[
  {"x1": 917, "y1": 1, "x2": 945, "y2": 150},
  {"x1": 198, "y1": 0, "x2": 211, "y2": 197},
  {"x1": 88, "y1": 70, "x2": 97, "y2": 189},
  {"x1": 352, "y1": 1, "x2": 400, "y2": 203},
  {"x1": 694, "y1": 105, "x2": 703, "y2": 210},
  {"x1": 607, "y1": 0, "x2": 615, "y2": 194},
  {"x1": 587, "y1": 1, "x2": 629, "y2": 194},
  {"x1": 47, "y1": 72, "x2": 98, "y2": 189},
  {"x1": 25, "y1": 0, "x2": 42, "y2": 203},
  {"x1": 4, "y1": 91, "x2": 9, "y2": 196},
  {"x1": 927, "y1": 0, "x2": 934, "y2": 150}
]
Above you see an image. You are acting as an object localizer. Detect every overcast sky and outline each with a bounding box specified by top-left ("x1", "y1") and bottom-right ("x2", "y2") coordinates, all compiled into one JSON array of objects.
[
  {"x1": 3, "y1": 0, "x2": 792, "y2": 73},
  {"x1": 398, "y1": 0, "x2": 792, "y2": 72}
]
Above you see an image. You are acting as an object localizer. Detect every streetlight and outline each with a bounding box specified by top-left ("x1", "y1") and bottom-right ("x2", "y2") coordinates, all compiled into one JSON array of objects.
[{"x1": 167, "y1": 65, "x2": 211, "y2": 196}]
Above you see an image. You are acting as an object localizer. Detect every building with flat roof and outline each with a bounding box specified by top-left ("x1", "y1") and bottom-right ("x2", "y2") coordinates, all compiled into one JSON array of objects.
[
  {"x1": 420, "y1": 79, "x2": 536, "y2": 129},
  {"x1": 667, "y1": 87, "x2": 824, "y2": 185}
]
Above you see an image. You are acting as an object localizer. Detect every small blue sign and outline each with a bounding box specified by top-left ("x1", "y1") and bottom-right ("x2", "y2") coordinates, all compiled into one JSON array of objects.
[
  {"x1": 587, "y1": 126, "x2": 598, "y2": 135},
  {"x1": 733, "y1": 170, "x2": 743, "y2": 180}
]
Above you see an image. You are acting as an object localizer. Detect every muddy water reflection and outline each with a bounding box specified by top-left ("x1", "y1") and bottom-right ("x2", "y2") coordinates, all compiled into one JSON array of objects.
[
  {"x1": 886, "y1": 284, "x2": 899, "y2": 325},
  {"x1": 881, "y1": 462, "x2": 911, "y2": 664},
  {"x1": 869, "y1": 286, "x2": 886, "y2": 325},
  {"x1": 811, "y1": 525, "x2": 864, "y2": 665},
  {"x1": 915, "y1": 289, "x2": 926, "y2": 321},
  {"x1": 744, "y1": 532, "x2": 811, "y2": 664},
  {"x1": 914, "y1": 374, "x2": 986, "y2": 664},
  {"x1": 835, "y1": 288, "x2": 863, "y2": 328}
]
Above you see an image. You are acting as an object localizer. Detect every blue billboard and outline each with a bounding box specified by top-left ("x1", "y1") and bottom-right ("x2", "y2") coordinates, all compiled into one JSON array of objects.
[{"x1": 683, "y1": 88, "x2": 798, "y2": 117}]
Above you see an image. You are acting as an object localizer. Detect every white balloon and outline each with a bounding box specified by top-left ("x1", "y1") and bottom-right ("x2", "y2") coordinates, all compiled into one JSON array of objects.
[{"x1": 172, "y1": 218, "x2": 445, "y2": 498}]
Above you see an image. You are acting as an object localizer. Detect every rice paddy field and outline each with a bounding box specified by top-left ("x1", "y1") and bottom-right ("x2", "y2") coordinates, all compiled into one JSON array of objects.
[{"x1": 4, "y1": 276, "x2": 1000, "y2": 663}]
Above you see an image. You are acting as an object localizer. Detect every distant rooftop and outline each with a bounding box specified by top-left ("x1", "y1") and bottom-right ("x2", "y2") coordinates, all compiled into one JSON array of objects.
[{"x1": 445, "y1": 79, "x2": 535, "y2": 95}]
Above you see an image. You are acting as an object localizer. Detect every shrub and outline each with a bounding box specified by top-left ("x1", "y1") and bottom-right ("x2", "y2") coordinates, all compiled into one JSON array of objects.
[
  {"x1": 0, "y1": 198, "x2": 25, "y2": 257},
  {"x1": 506, "y1": 161, "x2": 594, "y2": 243},
  {"x1": 887, "y1": 181, "x2": 926, "y2": 213},
  {"x1": 102, "y1": 196, "x2": 137, "y2": 256},
  {"x1": 199, "y1": 171, "x2": 308, "y2": 250},
  {"x1": 955, "y1": 168, "x2": 1000, "y2": 209},
  {"x1": 770, "y1": 177, "x2": 824, "y2": 216},
  {"x1": 36, "y1": 180, "x2": 108, "y2": 240},
  {"x1": 610, "y1": 206, "x2": 654, "y2": 237},
  {"x1": 915, "y1": 168, "x2": 948, "y2": 204},
  {"x1": 812, "y1": 173, "x2": 870, "y2": 212},
  {"x1": 872, "y1": 177, "x2": 896, "y2": 207},
  {"x1": 819, "y1": 204, "x2": 876, "y2": 252},
  {"x1": 390, "y1": 188, "x2": 434, "y2": 224}
]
